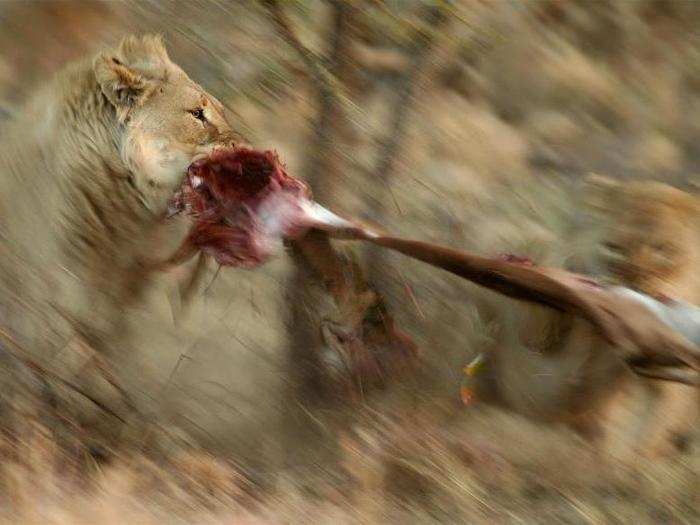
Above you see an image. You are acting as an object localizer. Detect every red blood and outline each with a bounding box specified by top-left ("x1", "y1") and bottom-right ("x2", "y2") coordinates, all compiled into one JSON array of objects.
[
  {"x1": 654, "y1": 293, "x2": 676, "y2": 305},
  {"x1": 187, "y1": 148, "x2": 276, "y2": 202},
  {"x1": 498, "y1": 253, "x2": 535, "y2": 266},
  {"x1": 576, "y1": 276, "x2": 603, "y2": 289},
  {"x1": 170, "y1": 147, "x2": 311, "y2": 268}
]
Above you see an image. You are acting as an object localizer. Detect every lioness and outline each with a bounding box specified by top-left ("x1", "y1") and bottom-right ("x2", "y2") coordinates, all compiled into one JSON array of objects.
[
  {"x1": 0, "y1": 35, "x2": 238, "y2": 428},
  {"x1": 469, "y1": 176, "x2": 699, "y2": 459}
]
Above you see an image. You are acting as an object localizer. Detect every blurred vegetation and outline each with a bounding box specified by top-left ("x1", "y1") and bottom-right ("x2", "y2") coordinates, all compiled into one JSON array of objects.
[{"x1": 0, "y1": 1, "x2": 698, "y2": 523}]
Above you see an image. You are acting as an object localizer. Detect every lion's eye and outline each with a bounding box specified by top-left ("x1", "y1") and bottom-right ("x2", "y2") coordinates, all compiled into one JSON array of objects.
[{"x1": 189, "y1": 108, "x2": 206, "y2": 122}]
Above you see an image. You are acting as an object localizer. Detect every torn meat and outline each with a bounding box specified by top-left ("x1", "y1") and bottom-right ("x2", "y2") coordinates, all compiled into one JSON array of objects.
[
  {"x1": 169, "y1": 147, "x2": 311, "y2": 267},
  {"x1": 169, "y1": 147, "x2": 362, "y2": 268}
]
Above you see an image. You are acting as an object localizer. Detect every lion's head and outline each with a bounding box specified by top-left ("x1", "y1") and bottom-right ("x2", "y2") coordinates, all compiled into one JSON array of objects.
[{"x1": 93, "y1": 35, "x2": 239, "y2": 215}]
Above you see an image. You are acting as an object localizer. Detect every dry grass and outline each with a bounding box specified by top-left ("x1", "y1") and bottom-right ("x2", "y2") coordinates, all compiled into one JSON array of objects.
[{"x1": 0, "y1": 405, "x2": 697, "y2": 524}]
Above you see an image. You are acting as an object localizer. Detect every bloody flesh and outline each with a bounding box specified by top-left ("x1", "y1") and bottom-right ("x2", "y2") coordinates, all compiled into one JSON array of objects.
[{"x1": 170, "y1": 147, "x2": 311, "y2": 267}]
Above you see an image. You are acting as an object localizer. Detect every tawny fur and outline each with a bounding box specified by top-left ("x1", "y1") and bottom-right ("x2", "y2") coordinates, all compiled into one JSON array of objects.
[
  {"x1": 473, "y1": 175, "x2": 700, "y2": 460},
  {"x1": 0, "y1": 35, "x2": 237, "y2": 429}
]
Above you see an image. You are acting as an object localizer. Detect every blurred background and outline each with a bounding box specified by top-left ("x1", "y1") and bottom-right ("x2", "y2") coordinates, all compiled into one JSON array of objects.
[{"x1": 0, "y1": 1, "x2": 699, "y2": 523}]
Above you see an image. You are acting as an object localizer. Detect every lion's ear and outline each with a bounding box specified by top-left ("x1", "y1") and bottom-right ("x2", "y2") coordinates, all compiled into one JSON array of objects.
[
  {"x1": 94, "y1": 53, "x2": 157, "y2": 116},
  {"x1": 94, "y1": 35, "x2": 168, "y2": 120}
]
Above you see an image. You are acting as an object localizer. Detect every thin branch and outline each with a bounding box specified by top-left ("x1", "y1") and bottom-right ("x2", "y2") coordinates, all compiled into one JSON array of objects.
[
  {"x1": 367, "y1": 5, "x2": 452, "y2": 279},
  {"x1": 371, "y1": 6, "x2": 451, "y2": 194},
  {"x1": 259, "y1": 0, "x2": 331, "y2": 100},
  {"x1": 261, "y1": 0, "x2": 354, "y2": 194}
]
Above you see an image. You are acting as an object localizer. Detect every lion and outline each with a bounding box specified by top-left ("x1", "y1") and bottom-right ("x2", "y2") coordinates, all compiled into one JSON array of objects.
[
  {"x1": 0, "y1": 35, "x2": 239, "y2": 440},
  {"x1": 468, "y1": 175, "x2": 699, "y2": 460}
]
